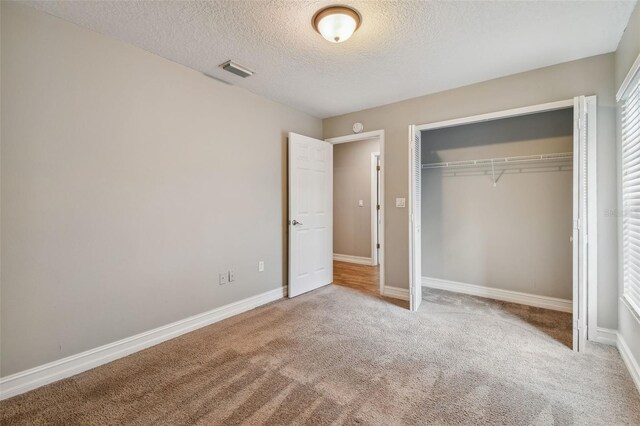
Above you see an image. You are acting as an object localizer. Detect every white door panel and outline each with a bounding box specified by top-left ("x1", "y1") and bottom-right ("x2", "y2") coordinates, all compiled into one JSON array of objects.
[
  {"x1": 288, "y1": 133, "x2": 333, "y2": 297},
  {"x1": 409, "y1": 126, "x2": 422, "y2": 311},
  {"x1": 573, "y1": 96, "x2": 589, "y2": 352}
]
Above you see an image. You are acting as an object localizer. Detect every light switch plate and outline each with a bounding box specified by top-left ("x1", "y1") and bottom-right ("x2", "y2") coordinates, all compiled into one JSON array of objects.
[
  {"x1": 396, "y1": 198, "x2": 406, "y2": 208},
  {"x1": 228, "y1": 270, "x2": 236, "y2": 282},
  {"x1": 358, "y1": 200, "x2": 364, "y2": 207},
  {"x1": 258, "y1": 261, "x2": 265, "y2": 272}
]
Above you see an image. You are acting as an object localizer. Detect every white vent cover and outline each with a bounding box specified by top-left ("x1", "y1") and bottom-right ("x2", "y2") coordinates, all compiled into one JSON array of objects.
[{"x1": 220, "y1": 60, "x2": 254, "y2": 78}]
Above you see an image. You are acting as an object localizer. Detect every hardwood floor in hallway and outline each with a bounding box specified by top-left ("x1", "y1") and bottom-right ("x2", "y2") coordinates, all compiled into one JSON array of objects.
[
  {"x1": 332, "y1": 261, "x2": 408, "y2": 308},
  {"x1": 332, "y1": 260, "x2": 379, "y2": 295}
]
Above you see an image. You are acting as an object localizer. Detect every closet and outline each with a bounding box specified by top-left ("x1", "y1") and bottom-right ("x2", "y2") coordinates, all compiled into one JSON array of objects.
[{"x1": 420, "y1": 108, "x2": 574, "y2": 333}]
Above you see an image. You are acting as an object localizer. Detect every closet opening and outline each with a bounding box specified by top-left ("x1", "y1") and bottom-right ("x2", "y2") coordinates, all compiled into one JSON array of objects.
[{"x1": 408, "y1": 97, "x2": 597, "y2": 352}]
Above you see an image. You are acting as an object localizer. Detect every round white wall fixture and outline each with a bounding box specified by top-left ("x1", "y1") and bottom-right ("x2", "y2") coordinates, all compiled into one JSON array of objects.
[{"x1": 352, "y1": 122, "x2": 364, "y2": 133}]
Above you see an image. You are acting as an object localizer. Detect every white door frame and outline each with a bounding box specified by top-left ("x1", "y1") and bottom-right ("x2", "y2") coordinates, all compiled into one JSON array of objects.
[
  {"x1": 326, "y1": 130, "x2": 386, "y2": 294},
  {"x1": 408, "y1": 98, "x2": 598, "y2": 349},
  {"x1": 371, "y1": 152, "x2": 381, "y2": 266}
]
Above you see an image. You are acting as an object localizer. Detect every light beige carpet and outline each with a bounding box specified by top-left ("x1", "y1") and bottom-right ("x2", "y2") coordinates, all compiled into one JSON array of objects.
[{"x1": 1, "y1": 285, "x2": 639, "y2": 425}]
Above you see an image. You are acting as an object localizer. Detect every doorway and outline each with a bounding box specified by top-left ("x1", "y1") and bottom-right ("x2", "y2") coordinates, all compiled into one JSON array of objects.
[
  {"x1": 331, "y1": 138, "x2": 381, "y2": 294},
  {"x1": 328, "y1": 131, "x2": 385, "y2": 295},
  {"x1": 408, "y1": 97, "x2": 597, "y2": 352},
  {"x1": 288, "y1": 130, "x2": 385, "y2": 298}
]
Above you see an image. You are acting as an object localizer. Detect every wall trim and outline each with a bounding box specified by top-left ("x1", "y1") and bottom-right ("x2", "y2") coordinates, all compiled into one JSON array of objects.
[
  {"x1": 0, "y1": 286, "x2": 287, "y2": 401},
  {"x1": 588, "y1": 326, "x2": 640, "y2": 394},
  {"x1": 333, "y1": 253, "x2": 373, "y2": 265},
  {"x1": 383, "y1": 286, "x2": 410, "y2": 301},
  {"x1": 616, "y1": 52, "x2": 640, "y2": 101},
  {"x1": 618, "y1": 331, "x2": 640, "y2": 395},
  {"x1": 422, "y1": 277, "x2": 572, "y2": 313},
  {"x1": 593, "y1": 327, "x2": 618, "y2": 346}
]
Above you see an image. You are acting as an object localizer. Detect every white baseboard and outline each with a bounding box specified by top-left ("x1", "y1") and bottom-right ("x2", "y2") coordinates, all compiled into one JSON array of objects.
[
  {"x1": 422, "y1": 277, "x2": 572, "y2": 313},
  {"x1": 383, "y1": 286, "x2": 410, "y2": 301},
  {"x1": 590, "y1": 328, "x2": 640, "y2": 394},
  {"x1": 0, "y1": 286, "x2": 287, "y2": 400},
  {"x1": 618, "y1": 332, "x2": 640, "y2": 395},
  {"x1": 593, "y1": 327, "x2": 618, "y2": 346},
  {"x1": 333, "y1": 253, "x2": 374, "y2": 266}
]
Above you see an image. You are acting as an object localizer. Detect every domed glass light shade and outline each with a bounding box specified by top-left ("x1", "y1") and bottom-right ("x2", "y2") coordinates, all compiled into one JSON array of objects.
[{"x1": 313, "y1": 6, "x2": 361, "y2": 43}]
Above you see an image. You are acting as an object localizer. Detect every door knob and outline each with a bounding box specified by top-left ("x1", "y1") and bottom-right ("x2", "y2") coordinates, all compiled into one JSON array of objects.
[{"x1": 292, "y1": 220, "x2": 303, "y2": 226}]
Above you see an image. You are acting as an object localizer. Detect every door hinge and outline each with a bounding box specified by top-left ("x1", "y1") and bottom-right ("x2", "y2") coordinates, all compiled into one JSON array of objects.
[
  {"x1": 376, "y1": 165, "x2": 381, "y2": 171},
  {"x1": 377, "y1": 204, "x2": 380, "y2": 210},
  {"x1": 377, "y1": 243, "x2": 381, "y2": 249}
]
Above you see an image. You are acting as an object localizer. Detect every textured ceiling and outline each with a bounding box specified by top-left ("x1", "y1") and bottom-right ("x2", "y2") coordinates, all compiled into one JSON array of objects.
[{"x1": 25, "y1": 0, "x2": 637, "y2": 118}]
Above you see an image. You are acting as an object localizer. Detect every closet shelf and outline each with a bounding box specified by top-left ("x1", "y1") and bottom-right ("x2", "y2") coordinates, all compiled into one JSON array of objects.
[{"x1": 421, "y1": 152, "x2": 573, "y2": 169}]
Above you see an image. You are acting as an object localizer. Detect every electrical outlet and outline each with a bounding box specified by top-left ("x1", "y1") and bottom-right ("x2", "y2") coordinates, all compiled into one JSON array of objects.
[
  {"x1": 228, "y1": 270, "x2": 236, "y2": 282},
  {"x1": 258, "y1": 261, "x2": 265, "y2": 272},
  {"x1": 219, "y1": 273, "x2": 227, "y2": 285}
]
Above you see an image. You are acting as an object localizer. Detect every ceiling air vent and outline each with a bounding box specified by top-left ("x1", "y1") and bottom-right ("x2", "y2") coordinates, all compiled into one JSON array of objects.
[{"x1": 219, "y1": 60, "x2": 254, "y2": 78}]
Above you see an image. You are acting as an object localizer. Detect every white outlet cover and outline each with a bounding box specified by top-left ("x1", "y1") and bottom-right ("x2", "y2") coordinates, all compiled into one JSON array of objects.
[
  {"x1": 258, "y1": 261, "x2": 265, "y2": 272},
  {"x1": 396, "y1": 198, "x2": 406, "y2": 208}
]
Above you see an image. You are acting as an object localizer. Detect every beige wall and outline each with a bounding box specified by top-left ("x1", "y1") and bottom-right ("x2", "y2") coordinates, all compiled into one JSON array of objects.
[
  {"x1": 615, "y1": 1, "x2": 640, "y2": 384},
  {"x1": 324, "y1": 53, "x2": 618, "y2": 329},
  {"x1": 422, "y1": 109, "x2": 573, "y2": 299},
  {"x1": 0, "y1": 3, "x2": 321, "y2": 376},
  {"x1": 333, "y1": 138, "x2": 380, "y2": 258}
]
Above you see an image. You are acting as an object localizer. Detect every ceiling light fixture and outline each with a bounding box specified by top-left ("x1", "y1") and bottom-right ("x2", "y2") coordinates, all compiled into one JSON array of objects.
[{"x1": 312, "y1": 5, "x2": 361, "y2": 43}]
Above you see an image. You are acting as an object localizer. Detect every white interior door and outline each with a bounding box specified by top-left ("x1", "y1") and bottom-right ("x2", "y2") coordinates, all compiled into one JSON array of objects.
[
  {"x1": 288, "y1": 132, "x2": 333, "y2": 298},
  {"x1": 572, "y1": 96, "x2": 589, "y2": 352},
  {"x1": 409, "y1": 126, "x2": 422, "y2": 311}
]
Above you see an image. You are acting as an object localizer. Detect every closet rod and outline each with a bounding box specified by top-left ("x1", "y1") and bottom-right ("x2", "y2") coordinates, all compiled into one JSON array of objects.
[{"x1": 421, "y1": 152, "x2": 573, "y2": 169}]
